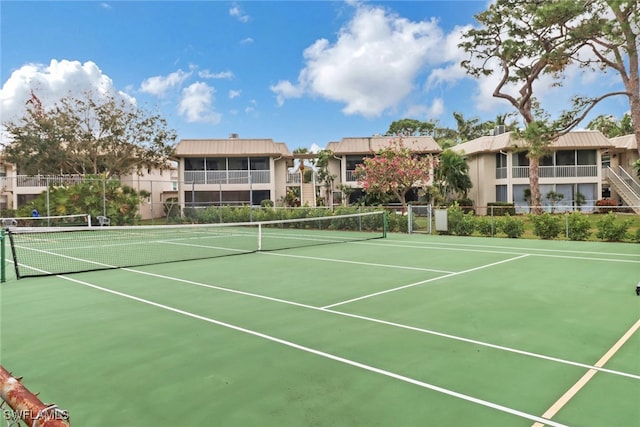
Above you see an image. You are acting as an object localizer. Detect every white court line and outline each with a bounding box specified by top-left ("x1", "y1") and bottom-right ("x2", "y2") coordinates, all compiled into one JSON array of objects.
[
  {"x1": 356, "y1": 240, "x2": 640, "y2": 261},
  {"x1": 531, "y1": 318, "x2": 640, "y2": 427},
  {"x1": 52, "y1": 273, "x2": 568, "y2": 427},
  {"x1": 322, "y1": 254, "x2": 530, "y2": 309},
  {"x1": 14, "y1": 258, "x2": 640, "y2": 382},
  {"x1": 260, "y1": 251, "x2": 454, "y2": 274},
  {"x1": 116, "y1": 267, "x2": 640, "y2": 381}
]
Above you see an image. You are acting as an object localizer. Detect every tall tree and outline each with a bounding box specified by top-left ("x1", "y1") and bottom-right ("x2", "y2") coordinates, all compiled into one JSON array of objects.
[
  {"x1": 386, "y1": 118, "x2": 436, "y2": 136},
  {"x1": 460, "y1": 0, "x2": 626, "y2": 213},
  {"x1": 354, "y1": 137, "x2": 432, "y2": 212},
  {"x1": 3, "y1": 91, "x2": 177, "y2": 177},
  {"x1": 587, "y1": 113, "x2": 634, "y2": 137},
  {"x1": 574, "y1": 0, "x2": 639, "y2": 155},
  {"x1": 452, "y1": 112, "x2": 484, "y2": 142}
]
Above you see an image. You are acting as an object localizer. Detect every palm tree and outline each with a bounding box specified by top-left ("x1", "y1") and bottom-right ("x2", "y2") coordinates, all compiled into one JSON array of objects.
[{"x1": 435, "y1": 149, "x2": 472, "y2": 202}]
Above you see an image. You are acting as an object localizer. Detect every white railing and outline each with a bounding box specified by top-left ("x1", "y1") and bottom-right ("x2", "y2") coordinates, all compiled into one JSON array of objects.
[
  {"x1": 495, "y1": 167, "x2": 507, "y2": 179},
  {"x1": 13, "y1": 174, "x2": 90, "y2": 187},
  {"x1": 346, "y1": 170, "x2": 359, "y2": 182},
  {"x1": 183, "y1": 170, "x2": 270, "y2": 185},
  {"x1": 287, "y1": 173, "x2": 301, "y2": 184},
  {"x1": 511, "y1": 165, "x2": 598, "y2": 179}
]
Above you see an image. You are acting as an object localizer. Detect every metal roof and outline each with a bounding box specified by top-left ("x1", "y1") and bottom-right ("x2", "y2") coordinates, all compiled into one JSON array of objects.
[
  {"x1": 327, "y1": 136, "x2": 441, "y2": 155},
  {"x1": 452, "y1": 130, "x2": 614, "y2": 155},
  {"x1": 609, "y1": 134, "x2": 638, "y2": 150},
  {"x1": 175, "y1": 139, "x2": 292, "y2": 157}
]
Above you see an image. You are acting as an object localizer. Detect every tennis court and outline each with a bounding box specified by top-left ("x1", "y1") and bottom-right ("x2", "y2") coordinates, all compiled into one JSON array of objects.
[{"x1": 1, "y1": 214, "x2": 639, "y2": 426}]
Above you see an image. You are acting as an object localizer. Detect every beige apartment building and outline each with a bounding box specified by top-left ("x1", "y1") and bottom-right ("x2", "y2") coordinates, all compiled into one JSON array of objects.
[
  {"x1": 452, "y1": 130, "x2": 640, "y2": 214},
  {"x1": 1, "y1": 131, "x2": 638, "y2": 218}
]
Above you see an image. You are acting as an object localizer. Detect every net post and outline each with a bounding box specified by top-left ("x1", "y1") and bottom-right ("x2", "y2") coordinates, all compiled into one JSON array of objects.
[
  {"x1": 1, "y1": 229, "x2": 5, "y2": 283},
  {"x1": 383, "y1": 211, "x2": 388, "y2": 238},
  {"x1": 258, "y1": 223, "x2": 262, "y2": 251}
]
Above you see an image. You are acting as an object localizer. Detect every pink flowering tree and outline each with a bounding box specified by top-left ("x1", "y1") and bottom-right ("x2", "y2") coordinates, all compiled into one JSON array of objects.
[{"x1": 354, "y1": 138, "x2": 432, "y2": 212}]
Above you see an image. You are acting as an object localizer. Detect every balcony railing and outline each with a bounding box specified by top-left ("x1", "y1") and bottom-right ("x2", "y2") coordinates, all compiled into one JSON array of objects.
[
  {"x1": 183, "y1": 170, "x2": 270, "y2": 185},
  {"x1": 0, "y1": 174, "x2": 92, "y2": 188},
  {"x1": 346, "y1": 170, "x2": 359, "y2": 182},
  {"x1": 510, "y1": 165, "x2": 598, "y2": 179}
]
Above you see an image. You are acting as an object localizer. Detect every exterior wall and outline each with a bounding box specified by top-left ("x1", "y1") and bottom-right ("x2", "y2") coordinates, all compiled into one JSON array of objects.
[
  {"x1": 273, "y1": 158, "x2": 289, "y2": 204},
  {"x1": 465, "y1": 154, "x2": 496, "y2": 215},
  {"x1": 120, "y1": 166, "x2": 178, "y2": 219}
]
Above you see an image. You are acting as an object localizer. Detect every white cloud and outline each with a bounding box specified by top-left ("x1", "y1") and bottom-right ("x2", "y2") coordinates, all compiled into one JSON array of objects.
[
  {"x1": 140, "y1": 69, "x2": 192, "y2": 97},
  {"x1": 244, "y1": 99, "x2": 257, "y2": 114},
  {"x1": 271, "y1": 4, "x2": 449, "y2": 118},
  {"x1": 100, "y1": 2, "x2": 111, "y2": 9},
  {"x1": 199, "y1": 70, "x2": 234, "y2": 80},
  {"x1": 178, "y1": 82, "x2": 221, "y2": 124},
  {"x1": 229, "y1": 90, "x2": 241, "y2": 99},
  {"x1": 309, "y1": 143, "x2": 322, "y2": 153},
  {"x1": 426, "y1": 25, "x2": 473, "y2": 89},
  {"x1": 427, "y1": 97, "x2": 445, "y2": 117},
  {"x1": 240, "y1": 37, "x2": 254, "y2": 45},
  {"x1": 229, "y1": 4, "x2": 249, "y2": 23},
  {"x1": 270, "y1": 80, "x2": 304, "y2": 106},
  {"x1": 0, "y1": 59, "x2": 135, "y2": 125}
]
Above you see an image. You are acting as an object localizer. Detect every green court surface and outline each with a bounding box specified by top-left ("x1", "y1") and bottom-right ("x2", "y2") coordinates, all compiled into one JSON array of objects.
[{"x1": 1, "y1": 233, "x2": 639, "y2": 426}]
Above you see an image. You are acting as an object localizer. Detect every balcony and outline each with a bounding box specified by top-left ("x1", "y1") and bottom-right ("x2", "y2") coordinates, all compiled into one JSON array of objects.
[
  {"x1": 346, "y1": 170, "x2": 359, "y2": 182},
  {"x1": 510, "y1": 165, "x2": 598, "y2": 179},
  {"x1": 183, "y1": 170, "x2": 270, "y2": 185}
]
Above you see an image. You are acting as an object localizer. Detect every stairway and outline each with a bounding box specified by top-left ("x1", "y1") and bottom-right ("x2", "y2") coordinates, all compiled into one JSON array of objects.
[
  {"x1": 605, "y1": 166, "x2": 640, "y2": 214},
  {"x1": 300, "y1": 182, "x2": 316, "y2": 207}
]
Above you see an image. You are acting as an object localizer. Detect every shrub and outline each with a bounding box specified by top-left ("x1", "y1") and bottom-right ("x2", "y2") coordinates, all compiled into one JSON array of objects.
[
  {"x1": 448, "y1": 204, "x2": 475, "y2": 236},
  {"x1": 487, "y1": 202, "x2": 516, "y2": 216},
  {"x1": 452, "y1": 198, "x2": 475, "y2": 214},
  {"x1": 632, "y1": 227, "x2": 640, "y2": 243},
  {"x1": 530, "y1": 212, "x2": 563, "y2": 240},
  {"x1": 474, "y1": 216, "x2": 495, "y2": 237},
  {"x1": 567, "y1": 212, "x2": 591, "y2": 241},
  {"x1": 595, "y1": 212, "x2": 631, "y2": 241},
  {"x1": 497, "y1": 213, "x2": 525, "y2": 238}
]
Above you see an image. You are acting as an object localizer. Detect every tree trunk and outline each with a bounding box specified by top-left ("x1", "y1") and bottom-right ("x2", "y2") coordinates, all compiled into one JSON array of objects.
[{"x1": 529, "y1": 156, "x2": 543, "y2": 214}]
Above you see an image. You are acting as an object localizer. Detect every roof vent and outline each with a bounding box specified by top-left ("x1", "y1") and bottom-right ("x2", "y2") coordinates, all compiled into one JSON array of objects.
[
  {"x1": 229, "y1": 133, "x2": 239, "y2": 139},
  {"x1": 493, "y1": 125, "x2": 506, "y2": 136}
]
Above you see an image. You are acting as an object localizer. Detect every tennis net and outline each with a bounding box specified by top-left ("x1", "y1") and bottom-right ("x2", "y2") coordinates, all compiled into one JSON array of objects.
[
  {"x1": 8, "y1": 211, "x2": 387, "y2": 279},
  {"x1": 1, "y1": 213, "x2": 90, "y2": 228}
]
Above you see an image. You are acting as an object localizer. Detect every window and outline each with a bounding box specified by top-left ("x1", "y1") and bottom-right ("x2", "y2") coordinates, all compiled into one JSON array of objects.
[
  {"x1": 250, "y1": 157, "x2": 269, "y2": 170},
  {"x1": 495, "y1": 185, "x2": 508, "y2": 202},
  {"x1": 540, "y1": 155, "x2": 554, "y2": 167},
  {"x1": 185, "y1": 158, "x2": 205, "y2": 170},
  {"x1": 514, "y1": 152, "x2": 529, "y2": 166},
  {"x1": 206, "y1": 158, "x2": 225, "y2": 170},
  {"x1": 228, "y1": 157, "x2": 248, "y2": 170},
  {"x1": 346, "y1": 155, "x2": 365, "y2": 170},
  {"x1": 577, "y1": 150, "x2": 596, "y2": 165},
  {"x1": 556, "y1": 150, "x2": 575, "y2": 166}
]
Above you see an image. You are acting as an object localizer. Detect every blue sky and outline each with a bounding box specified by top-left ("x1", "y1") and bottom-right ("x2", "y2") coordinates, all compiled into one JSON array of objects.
[{"x1": 0, "y1": 1, "x2": 631, "y2": 151}]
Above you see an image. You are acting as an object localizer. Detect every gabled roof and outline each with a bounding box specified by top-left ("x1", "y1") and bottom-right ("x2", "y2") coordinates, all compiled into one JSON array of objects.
[
  {"x1": 327, "y1": 136, "x2": 441, "y2": 155},
  {"x1": 452, "y1": 130, "x2": 613, "y2": 155},
  {"x1": 175, "y1": 139, "x2": 292, "y2": 157},
  {"x1": 609, "y1": 134, "x2": 638, "y2": 150}
]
